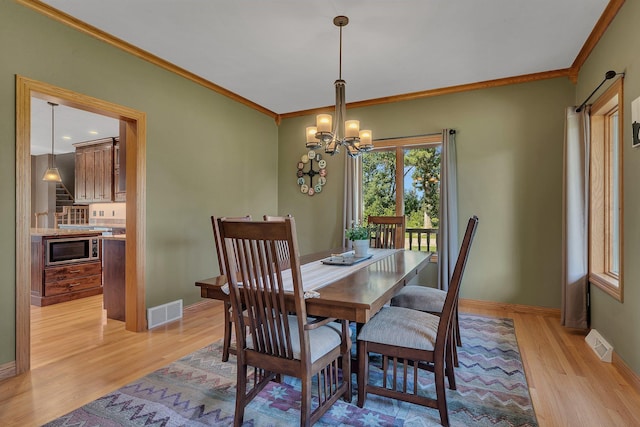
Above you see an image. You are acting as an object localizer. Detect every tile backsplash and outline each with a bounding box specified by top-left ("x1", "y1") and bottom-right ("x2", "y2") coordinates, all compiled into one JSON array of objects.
[{"x1": 89, "y1": 202, "x2": 126, "y2": 224}]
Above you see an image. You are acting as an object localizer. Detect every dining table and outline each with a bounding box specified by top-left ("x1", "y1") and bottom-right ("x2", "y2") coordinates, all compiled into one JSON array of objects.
[{"x1": 195, "y1": 247, "x2": 431, "y2": 334}]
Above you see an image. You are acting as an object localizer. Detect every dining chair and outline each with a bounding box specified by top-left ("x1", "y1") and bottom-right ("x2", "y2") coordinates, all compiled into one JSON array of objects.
[
  {"x1": 356, "y1": 216, "x2": 478, "y2": 427},
  {"x1": 367, "y1": 215, "x2": 405, "y2": 249},
  {"x1": 211, "y1": 214, "x2": 252, "y2": 362},
  {"x1": 218, "y1": 217, "x2": 352, "y2": 427},
  {"x1": 390, "y1": 216, "x2": 480, "y2": 367}
]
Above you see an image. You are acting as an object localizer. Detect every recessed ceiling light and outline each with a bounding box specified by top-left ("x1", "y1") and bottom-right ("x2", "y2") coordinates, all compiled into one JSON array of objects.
[
  {"x1": 62, "y1": 136, "x2": 72, "y2": 140},
  {"x1": 89, "y1": 131, "x2": 98, "y2": 135}
]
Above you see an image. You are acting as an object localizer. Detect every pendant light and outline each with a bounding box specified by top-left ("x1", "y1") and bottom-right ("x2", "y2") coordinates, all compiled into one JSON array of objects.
[{"x1": 42, "y1": 102, "x2": 62, "y2": 182}]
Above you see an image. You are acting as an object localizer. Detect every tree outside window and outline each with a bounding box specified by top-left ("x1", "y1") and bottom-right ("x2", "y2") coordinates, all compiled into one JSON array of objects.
[{"x1": 362, "y1": 135, "x2": 442, "y2": 251}]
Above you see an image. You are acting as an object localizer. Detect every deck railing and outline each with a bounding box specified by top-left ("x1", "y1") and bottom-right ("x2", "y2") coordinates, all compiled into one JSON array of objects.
[{"x1": 405, "y1": 228, "x2": 439, "y2": 252}]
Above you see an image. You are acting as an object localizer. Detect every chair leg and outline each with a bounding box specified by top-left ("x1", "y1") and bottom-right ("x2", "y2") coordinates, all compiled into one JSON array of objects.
[
  {"x1": 233, "y1": 362, "x2": 247, "y2": 427},
  {"x1": 434, "y1": 360, "x2": 450, "y2": 427},
  {"x1": 343, "y1": 320, "x2": 352, "y2": 402},
  {"x1": 357, "y1": 340, "x2": 368, "y2": 408},
  {"x1": 222, "y1": 301, "x2": 232, "y2": 362},
  {"x1": 300, "y1": 376, "x2": 312, "y2": 427}
]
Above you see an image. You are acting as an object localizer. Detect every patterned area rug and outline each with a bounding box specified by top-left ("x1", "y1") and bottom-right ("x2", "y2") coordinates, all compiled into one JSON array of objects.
[{"x1": 45, "y1": 314, "x2": 538, "y2": 426}]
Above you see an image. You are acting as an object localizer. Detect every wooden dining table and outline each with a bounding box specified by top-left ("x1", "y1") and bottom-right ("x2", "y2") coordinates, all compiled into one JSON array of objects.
[{"x1": 195, "y1": 248, "x2": 431, "y2": 326}]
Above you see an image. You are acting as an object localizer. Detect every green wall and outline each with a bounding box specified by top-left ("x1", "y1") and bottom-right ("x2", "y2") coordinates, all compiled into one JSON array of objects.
[
  {"x1": 279, "y1": 78, "x2": 575, "y2": 308},
  {"x1": 0, "y1": 0, "x2": 278, "y2": 365},
  {"x1": 576, "y1": 0, "x2": 640, "y2": 375}
]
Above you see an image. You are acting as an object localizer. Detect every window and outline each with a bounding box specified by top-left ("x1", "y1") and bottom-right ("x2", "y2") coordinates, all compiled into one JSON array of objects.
[
  {"x1": 589, "y1": 78, "x2": 623, "y2": 301},
  {"x1": 363, "y1": 135, "x2": 441, "y2": 252}
]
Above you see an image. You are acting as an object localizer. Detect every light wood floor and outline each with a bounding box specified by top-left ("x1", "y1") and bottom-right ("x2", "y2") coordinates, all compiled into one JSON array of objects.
[{"x1": 1, "y1": 295, "x2": 639, "y2": 426}]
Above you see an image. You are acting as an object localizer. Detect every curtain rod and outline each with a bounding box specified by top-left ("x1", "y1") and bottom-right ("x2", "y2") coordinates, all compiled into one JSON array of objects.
[
  {"x1": 374, "y1": 130, "x2": 455, "y2": 142},
  {"x1": 576, "y1": 70, "x2": 624, "y2": 113}
]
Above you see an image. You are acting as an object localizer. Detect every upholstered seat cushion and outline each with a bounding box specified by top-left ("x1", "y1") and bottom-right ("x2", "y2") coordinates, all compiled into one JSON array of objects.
[
  {"x1": 247, "y1": 316, "x2": 344, "y2": 363},
  {"x1": 391, "y1": 285, "x2": 446, "y2": 313},
  {"x1": 357, "y1": 306, "x2": 440, "y2": 351}
]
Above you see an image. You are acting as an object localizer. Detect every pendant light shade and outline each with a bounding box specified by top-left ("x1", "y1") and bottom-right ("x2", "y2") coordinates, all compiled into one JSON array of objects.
[
  {"x1": 42, "y1": 167, "x2": 62, "y2": 182},
  {"x1": 42, "y1": 102, "x2": 62, "y2": 182}
]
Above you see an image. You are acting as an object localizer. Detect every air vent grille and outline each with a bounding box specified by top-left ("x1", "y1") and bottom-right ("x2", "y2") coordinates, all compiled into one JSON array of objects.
[{"x1": 147, "y1": 299, "x2": 183, "y2": 329}]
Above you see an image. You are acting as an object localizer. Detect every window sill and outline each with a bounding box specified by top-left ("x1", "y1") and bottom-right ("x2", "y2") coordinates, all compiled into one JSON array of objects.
[{"x1": 589, "y1": 272, "x2": 623, "y2": 302}]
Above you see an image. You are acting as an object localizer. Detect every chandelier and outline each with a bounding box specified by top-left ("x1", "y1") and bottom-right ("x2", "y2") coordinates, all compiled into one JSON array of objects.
[{"x1": 305, "y1": 16, "x2": 373, "y2": 158}]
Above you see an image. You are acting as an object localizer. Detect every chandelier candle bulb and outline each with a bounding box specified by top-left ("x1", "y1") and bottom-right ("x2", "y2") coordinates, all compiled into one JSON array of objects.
[
  {"x1": 316, "y1": 114, "x2": 332, "y2": 133},
  {"x1": 345, "y1": 120, "x2": 360, "y2": 138},
  {"x1": 359, "y1": 130, "x2": 372, "y2": 148},
  {"x1": 306, "y1": 126, "x2": 319, "y2": 146}
]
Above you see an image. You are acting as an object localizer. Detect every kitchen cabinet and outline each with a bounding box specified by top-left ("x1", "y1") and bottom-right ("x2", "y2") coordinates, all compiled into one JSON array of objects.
[
  {"x1": 102, "y1": 236, "x2": 125, "y2": 321},
  {"x1": 31, "y1": 233, "x2": 103, "y2": 306},
  {"x1": 74, "y1": 139, "x2": 114, "y2": 203},
  {"x1": 114, "y1": 139, "x2": 126, "y2": 202}
]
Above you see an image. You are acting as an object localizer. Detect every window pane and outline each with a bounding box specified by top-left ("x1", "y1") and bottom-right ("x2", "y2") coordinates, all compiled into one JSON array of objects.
[
  {"x1": 404, "y1": 147, "x2": 441, "y2": 251},
  {"x1": 403, "y1": 147, "x2": 441, "y2": 225},
  {"x1": 610, "y1": 111, "x2": 620, "y2": 275},
  {"x1": 363, "y1": 150, "x2": 396, "y2": 218}
]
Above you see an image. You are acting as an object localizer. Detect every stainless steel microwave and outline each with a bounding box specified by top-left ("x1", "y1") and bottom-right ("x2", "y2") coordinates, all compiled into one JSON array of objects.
[{"x1": 45, "y1": 236, "x2": 100, "y2": 266}]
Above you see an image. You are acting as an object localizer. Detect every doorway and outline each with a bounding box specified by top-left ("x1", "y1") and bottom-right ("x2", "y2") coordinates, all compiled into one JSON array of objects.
[{"x1": 15, "y1": 76, "x2": 147, "y2": 374}]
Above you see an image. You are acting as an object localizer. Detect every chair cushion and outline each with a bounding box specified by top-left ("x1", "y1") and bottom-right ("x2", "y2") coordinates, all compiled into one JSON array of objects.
[
  {"x1": 357, "y1": 307, "x2": 440, "y2": 351},
  {"x1": 247, "y1": 316, "x2": 344, "y2": 363},
  {"x1": 391, "y1": 285, "x2": 446, "y2": 313}
]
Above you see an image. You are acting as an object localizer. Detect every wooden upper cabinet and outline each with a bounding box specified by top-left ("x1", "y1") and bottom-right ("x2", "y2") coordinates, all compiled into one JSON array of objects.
[
  {"x1": 114, "y1": 138, "x2": 126, "y2": 202},
  {"x1": 74, "y1": 138, "x2": 115, "y2": 203}
]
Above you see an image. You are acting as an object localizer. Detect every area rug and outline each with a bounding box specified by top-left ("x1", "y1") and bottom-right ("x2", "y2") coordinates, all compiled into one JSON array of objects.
[{"x1": 45, "y1": 314, "x2": 538, "y2": 426}]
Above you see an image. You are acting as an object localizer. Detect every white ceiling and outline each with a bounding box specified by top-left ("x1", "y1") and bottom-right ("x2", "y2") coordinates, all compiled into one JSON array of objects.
[{"x1": 31, "y1": 0, "x2": 610, "y2": 152}]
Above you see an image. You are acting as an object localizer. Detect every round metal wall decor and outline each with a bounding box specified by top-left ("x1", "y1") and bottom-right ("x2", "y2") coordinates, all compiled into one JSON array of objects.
[{"x1": 296, "y1": 150, "x2": 327, "y2": 196}]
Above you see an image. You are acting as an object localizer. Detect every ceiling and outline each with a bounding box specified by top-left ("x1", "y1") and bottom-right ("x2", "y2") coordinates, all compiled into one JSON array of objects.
[
  {"x1": 31, "y1": 98, "x2": 119, "y2": 155},
  {"x1": 30, "y1": 0, "x2": 611, "y2": 153}
]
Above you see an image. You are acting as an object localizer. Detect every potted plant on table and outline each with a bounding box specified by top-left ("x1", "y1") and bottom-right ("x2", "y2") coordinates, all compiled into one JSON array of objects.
[{"x1": 345, "y1": 222, "x2": 371, "y2": 257}]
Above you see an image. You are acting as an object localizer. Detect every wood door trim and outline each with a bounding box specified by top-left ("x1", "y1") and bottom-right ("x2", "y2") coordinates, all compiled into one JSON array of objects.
[{"x1": 15, "y1": 75, "x2": 147, "y2": 374}]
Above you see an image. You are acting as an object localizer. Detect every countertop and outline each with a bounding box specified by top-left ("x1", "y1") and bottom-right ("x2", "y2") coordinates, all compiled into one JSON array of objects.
[
  {"x1": 101, "y1": 235, "x2": 126, "y2": 241},
  {"x1": 30, "y1": 228, "x2": 103, "y2": 237},
  {"x1": 58, "y1": 223, "x2": 126, "y2": 230}
]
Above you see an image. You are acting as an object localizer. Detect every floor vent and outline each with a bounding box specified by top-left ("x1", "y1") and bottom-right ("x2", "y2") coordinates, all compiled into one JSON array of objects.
[
  {"x1": 147, "y1": 299, "x2": 183, "y2": 329},
  {"x1": 585, "y1": 329, "x2": 613, "y2": 362}
]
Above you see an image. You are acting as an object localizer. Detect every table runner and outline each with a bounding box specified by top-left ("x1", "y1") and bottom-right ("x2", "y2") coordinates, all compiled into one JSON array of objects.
[{"x1": 221, "y1": 248, "x2": 399, "y2": 296}]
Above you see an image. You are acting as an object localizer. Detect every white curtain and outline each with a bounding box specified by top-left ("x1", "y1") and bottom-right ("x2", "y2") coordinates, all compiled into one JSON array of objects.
[
  {"x1": 343, "y1": 155, "x2": 362, "y2": 248},
  {"x1": 561, "y1": 106, "x2": 590, "y2": 329},
  {"x1": 438, "y1": 129, "x2": 459, "y2": 291}
]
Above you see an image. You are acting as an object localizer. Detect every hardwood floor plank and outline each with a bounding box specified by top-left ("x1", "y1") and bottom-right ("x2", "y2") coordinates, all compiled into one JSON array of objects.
[{"x1": 0, "y1": 296, "x2": 639, "y2": 426}]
